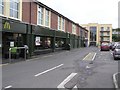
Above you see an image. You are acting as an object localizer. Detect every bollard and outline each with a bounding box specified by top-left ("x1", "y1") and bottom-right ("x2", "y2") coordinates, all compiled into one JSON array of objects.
[{"x1": 9, "y1": 48, "x2": 11, "y2": 63}]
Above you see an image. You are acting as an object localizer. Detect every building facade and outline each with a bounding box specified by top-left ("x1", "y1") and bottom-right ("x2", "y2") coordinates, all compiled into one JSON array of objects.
[
  {"x1": 112, "y1": 28, "x2": 120, "y2": 42},
  {"x1": 81, "y1": 23, "x2": 112, "y2": 46},
  {"x1": 0, "y1": 0, "x2": 88, "y2": 59}
]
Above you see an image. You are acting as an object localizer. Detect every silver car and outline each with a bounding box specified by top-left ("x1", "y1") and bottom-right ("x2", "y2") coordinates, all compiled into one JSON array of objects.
[{"x1": 113, "y1": 44, "x2": 120, "y2": 60}]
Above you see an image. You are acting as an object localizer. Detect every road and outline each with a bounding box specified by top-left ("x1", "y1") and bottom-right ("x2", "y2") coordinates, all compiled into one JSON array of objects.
[{"x1": 1, "y1": 47, "x2": 119, "y2": 89}]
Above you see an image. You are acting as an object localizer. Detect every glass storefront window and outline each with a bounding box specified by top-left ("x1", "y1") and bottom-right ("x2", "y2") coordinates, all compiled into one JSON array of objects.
[
  {"x1": 55, "y1": 38, "x2": 65, "y2": 48},
  {"x1": 35, "y1": 36, "x2": 52, "y2": 50}
]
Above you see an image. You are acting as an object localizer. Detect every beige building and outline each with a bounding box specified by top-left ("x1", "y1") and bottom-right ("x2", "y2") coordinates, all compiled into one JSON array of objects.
[{"x1": 81, "y1": 23, "x2": 112, "y2": 46}]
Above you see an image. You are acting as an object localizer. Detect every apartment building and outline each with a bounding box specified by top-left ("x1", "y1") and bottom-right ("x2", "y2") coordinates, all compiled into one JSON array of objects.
[
  {"x1": 81, "y1": 23, "x2": 112, "y2": 46},
  {"x1": 0, "y1": 0, "x2": 88, "y2": 59}
]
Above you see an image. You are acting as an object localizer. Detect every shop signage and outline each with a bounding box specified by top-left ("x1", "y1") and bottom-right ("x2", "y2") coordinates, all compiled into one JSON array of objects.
[
  {"x1": 35, "y1": 37, "x2": 41, "y2": 46},
  {"x1": 4, "y1": 21, "x2": 11, "y2": 30}
]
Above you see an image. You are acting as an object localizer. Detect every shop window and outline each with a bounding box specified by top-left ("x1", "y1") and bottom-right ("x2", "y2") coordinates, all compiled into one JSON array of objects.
[
  {"x1": 0, "y1": 0, "x2": 4, "y2": 15},
  {"x1": 55, "y1": 38, "x2": 65, "y2": 48},
  {"x1": 35, "y1": 36, "x2": 52, "y2": 50}
]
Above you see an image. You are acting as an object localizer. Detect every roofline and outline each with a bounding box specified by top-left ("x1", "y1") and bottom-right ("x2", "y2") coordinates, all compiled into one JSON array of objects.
[{"x1": 33, "y1": 0, "x2": 86, "y2": 29}]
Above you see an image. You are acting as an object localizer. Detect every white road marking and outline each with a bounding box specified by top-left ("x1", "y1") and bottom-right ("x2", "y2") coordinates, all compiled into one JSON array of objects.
[
  {"x1": 74, "y1": 85, "x2": 77, "y2": 88},
  {"x1": 113, "y1": 72, "x2": 119, "y2": 88},
  {"x1": 83, "y1": 53, "x2": 91, "y2": 60},
  {"x1": 0, "y1": 63, "x2": 8, "y2": 67},
  {"x1": 35, "y1": 64, "x2": 64, "y2": 77},
  {"x1": 92, "y1": 53, "x2": 97, "y2": 61},
  {"x1": 57, "y1": 73, "x2": 77, "y2": 88},
  {"x1": 42, "y1": 55, "x2": 53, "y2": 58},
  {"x1": 4, "y1": 85, "x2": 12, "y2": 89}
]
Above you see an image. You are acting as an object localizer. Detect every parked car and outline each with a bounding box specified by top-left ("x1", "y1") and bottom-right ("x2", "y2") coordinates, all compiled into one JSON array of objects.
[
  {"x1": 112, "y1": 42, "x2": 120, "y2": 51},
  {"x1": 109, "y1": 42, "x2": 114, "y2": 50},
  {"x1": 113, "y1": 44, "x2": 120, "y2": 60},
  {"x1": 100, "y1": 43, "x2": 110, "y2": 51}
]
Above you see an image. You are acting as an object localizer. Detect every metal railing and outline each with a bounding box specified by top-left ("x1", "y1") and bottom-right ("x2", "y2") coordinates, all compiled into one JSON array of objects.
[{"x1": 9, "y1": 47, "x2": 28, "y2": 63}]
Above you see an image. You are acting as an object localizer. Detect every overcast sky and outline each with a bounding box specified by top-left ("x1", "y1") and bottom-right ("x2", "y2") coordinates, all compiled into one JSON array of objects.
[{"x1": 39, "y1": 0, "x2": 119, "y2": 29}]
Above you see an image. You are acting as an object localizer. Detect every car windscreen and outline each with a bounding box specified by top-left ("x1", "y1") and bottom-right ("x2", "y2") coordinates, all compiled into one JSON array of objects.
[{"x1": 116, "y1": 45, "x2": 120, "y2": 49}]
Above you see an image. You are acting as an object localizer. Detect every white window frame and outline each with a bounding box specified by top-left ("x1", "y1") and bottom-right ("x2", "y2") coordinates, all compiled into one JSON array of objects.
[
  {"x1": 45, "y1": 9, "x2": 49, "y2": 27},
  {"x1": 72, "y1": 24, "x2": 76, "y2": 34},
  {"x1": 0, "y1": 0, "x2": 4, "y2": 15},
  {"x1": 10, "y1": 0, "x2": 19, "y2": 19},
  {"x1": 58, "y1": 16, "x2": 61, "y2": 30},
  {"x1": 58, "y1": 16, "x2": 65, "y2": 31},
  {"x1": 62, "y1": 18, "x2": 65, "y2": 31},
  {"x1": 38, "y1": 6, "x2": 44, "y2": 25}
]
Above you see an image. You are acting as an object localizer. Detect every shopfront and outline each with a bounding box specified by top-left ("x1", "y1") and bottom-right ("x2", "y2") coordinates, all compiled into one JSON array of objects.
[{"x1": 2, "y1": 18, "x2": 27, "y2": 59}]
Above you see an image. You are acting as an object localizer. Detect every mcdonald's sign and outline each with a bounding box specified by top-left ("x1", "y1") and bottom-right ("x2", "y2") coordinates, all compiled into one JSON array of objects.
[{"x1": 3, "y1": 21, "x2": 11, "y2": 30}]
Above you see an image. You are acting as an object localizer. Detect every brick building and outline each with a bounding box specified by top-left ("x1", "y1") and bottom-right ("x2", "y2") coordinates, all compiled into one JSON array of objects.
[{"x1": 0, "y1": 0, "x2": 88, "y2": 59}]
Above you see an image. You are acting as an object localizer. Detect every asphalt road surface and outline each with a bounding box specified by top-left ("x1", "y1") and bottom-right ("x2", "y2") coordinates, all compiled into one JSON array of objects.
[{"x1": 1, "y1": 47, "x2": 119, "y2": 89}]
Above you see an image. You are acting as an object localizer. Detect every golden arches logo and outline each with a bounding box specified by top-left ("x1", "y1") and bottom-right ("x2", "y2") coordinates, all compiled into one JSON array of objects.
[{"x1": 4, "y1": 22, "x2": 11, "y2": 30}]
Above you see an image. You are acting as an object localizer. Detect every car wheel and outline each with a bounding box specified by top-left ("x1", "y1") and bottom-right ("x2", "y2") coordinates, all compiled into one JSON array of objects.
[{"x1": 114, "y1": 57, "x2": 117, "y2": 60}]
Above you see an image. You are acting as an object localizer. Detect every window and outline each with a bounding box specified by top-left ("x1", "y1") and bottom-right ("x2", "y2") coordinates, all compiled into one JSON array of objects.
[
  {"x1": 107, "y1": 32, "x2": 109, "y2": 35},
  {"x1": 62, "y1": 18, "x2": 65, "y2": 30},
  {"x1": 10, "y1": 0, "x2": 19, "y2": 18},
  {"x1": 101, "y1": 32, "x2": 103, "y2": 36},
  {"x1": 90, "y1": 26, "x2": 97, "y2": 41},
  {"x1": 45, "y1": 9, "x2": 49, "y2": 26},
  {"x1": 107, "y1": 38, "x2": 109, "y2": 41},
  {"x1": 101, "y1": 27, "x2": 104, "y2": 31},
  {"x1": 38, "y1": 6, "x2": 44, "y2": 25},
  {"x1": 58, "y1": 16, "x2": 61, "y2": 30},
  {"x1": 72, "y1": 24, "x2": 76, "y2": 34},
  {"x1": 35, "y1": 36, "x2": 52, "y2": 50},
  {"x1": 0, "y1": 0, "x2": 4, "y2": 15},
  {"x1": 107, "y1": 27, "x2": 110, "y2": 31}
]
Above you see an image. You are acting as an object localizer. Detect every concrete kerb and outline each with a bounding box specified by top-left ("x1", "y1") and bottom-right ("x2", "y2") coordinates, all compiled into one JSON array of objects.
[{"x1": 113, "y1": 72, "x2": 119, "y2": 89}]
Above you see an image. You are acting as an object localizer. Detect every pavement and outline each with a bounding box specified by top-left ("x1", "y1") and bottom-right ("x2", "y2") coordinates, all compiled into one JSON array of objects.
[{"x1": 1, "y1": 47, "x2": 119, "y2": 89}]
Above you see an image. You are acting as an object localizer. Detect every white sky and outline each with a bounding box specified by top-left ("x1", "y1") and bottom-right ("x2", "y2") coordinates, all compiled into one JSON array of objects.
[{"x1": 39, "y1": 0, "x2": 119, "y2": 29}]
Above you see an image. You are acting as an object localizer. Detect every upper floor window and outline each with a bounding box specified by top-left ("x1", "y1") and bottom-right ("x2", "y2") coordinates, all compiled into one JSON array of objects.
[
  {"x1": 72, "y1": 24, "x2": 76, "y2": 34},
  {"x1": 0, "y1": 0, "x2": 4, "y2": 15},
  {"x1": 107, "y1": 32, "x2": 110, "y2": 35},
  {"x1": 58, "y1": 16, "x2": 61, "y2": 30},
  {"x1": 38, "y1": 6, "x2": 44, "y2": 25},
  {"x1": 45, "y1": 9, "x2": 49, "y2": 26},
  {"x1": 58, "y1": 16, "x2": 65, "y2": 31},
  {"x1": 10, "y1": 0, "x2": 19, "y2": 18},
  {"x1": 62, "y1": 18, "x2": 65, "y2": 30},
  {"x1": 107, "y1": 27, "x2": 110, "y2": 31},
  {"x1": 101, "y1": 27, "x2": 104, "y2": 31}
]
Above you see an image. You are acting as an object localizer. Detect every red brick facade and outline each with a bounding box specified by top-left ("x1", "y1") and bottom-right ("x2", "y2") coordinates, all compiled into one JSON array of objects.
[
  {"x1": 22, "y1": 2, "x2": 37, "y2": 24},
  {"x1": 22, "y1": 1, "x2": 88, "y2": 35},
  {"x1": 51, "y1": 12, "x2": 58, "y2": 30}
]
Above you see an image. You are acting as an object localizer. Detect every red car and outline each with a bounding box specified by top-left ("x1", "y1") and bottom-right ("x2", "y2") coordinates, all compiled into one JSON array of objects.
[{"x1": 100, "y1": 43, "x2": 110, "y2": 51}]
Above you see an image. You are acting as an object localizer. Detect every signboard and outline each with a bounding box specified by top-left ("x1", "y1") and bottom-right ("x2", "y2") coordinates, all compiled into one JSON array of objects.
[
  {"x1": 10, "y1": 42, "x2": 14, "y2": 47},
  {"x1": 4, "y1": 21, "x2": 11, "y2": 30},
  {"x1": 35, "y1": 37, "x2": 40, "y2": 46}
]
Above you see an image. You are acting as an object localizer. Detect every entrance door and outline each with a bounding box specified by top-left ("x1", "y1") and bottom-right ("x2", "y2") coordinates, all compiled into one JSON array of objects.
[{"x1": 2, "y1": 32, "x2": 26, "y2": 59}]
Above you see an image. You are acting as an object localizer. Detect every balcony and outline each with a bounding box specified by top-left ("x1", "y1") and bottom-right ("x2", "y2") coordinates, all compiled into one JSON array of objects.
[
  {"x1": 100, "y1": 34, "x2": 110, "y2": 37},
  {"x1": 100, "y1": 30, "x2": 110, "y2": 32}
]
